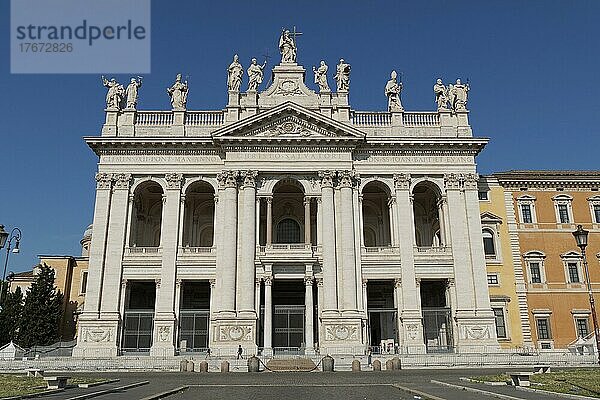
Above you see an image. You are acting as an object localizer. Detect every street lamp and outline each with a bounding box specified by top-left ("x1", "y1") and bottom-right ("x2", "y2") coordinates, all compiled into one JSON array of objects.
[
  {"x1": 572, "y1": 224, "x2": 600, "y2": 365},
  {"x1": 0, "y1": 227, "x2": 22, "y2": 306}
]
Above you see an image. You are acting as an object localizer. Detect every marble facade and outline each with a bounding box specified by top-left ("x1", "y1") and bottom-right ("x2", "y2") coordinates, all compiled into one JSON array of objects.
[{"x1": 74, "y1": 49, "x2": 498, "y2": 357}]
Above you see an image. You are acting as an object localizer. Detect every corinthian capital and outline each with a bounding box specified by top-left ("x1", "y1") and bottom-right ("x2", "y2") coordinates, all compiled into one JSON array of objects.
[
  {"x1": 463, "y1": 173, "x2": 479, "y2": 190},
  {"x1": 113, "y1": 173, "x2": 132, "y2": 190},
  {"x1": 217, "y1": 170, "x2": 239, "y2": 189},
  {"x1": 95, "y1": 172, "x2": 112, "y2": 189},
  {"x1": 393, "y1": 173, "x2": 411, "y2": 190},
  {"x1": 318, "y1": 170, "x2": 335, "y2": 188},
  {"x1": 444, "y1": 173, "x2": 462, "y2": 190},
  {"x1": 165, "y1": 173, "x2": 183, "y2": 190},
  {"x1": 337, "y1": 170, "x2": 359, "y2": 189},
  {"x1": 241, "y1": 170, "x2": 258, "y2": 188}
]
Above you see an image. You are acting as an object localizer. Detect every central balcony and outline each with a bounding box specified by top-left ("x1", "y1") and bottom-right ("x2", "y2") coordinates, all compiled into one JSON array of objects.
[{"x1": 256, "y1": 243, "x2": 321, "y2": 262}]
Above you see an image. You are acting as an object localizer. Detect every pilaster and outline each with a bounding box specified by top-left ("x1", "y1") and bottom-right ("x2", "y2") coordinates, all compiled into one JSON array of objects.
[
  {"x1": 150, "y1": 173, "x2": 183, "y2": 356},
  {"x1": 237, "y1": 170, "x2": 258, "y2": 318}
]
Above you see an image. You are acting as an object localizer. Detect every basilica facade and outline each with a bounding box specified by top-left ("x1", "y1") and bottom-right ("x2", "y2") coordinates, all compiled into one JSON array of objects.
[{"x1": 74, "y1": 38, "x2": 499, "y2": 357}]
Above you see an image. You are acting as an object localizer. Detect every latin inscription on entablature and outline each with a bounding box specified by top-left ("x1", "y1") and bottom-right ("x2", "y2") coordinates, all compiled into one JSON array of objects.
[
  {"x1": 354, "y1": 154, "x2": 474, "y2": 165},
  {"x1": 227, "y1": 152, "x2": 352, "y2": 162},
  {"x1": 101, "y1": 155, "x2": 223, "y2": 164}
]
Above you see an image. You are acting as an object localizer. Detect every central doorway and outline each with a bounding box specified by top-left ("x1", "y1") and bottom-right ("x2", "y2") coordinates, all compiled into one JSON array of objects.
[
  {"x1": 367, "y1": 280, "x2": 397, "y2": 354},
  {"x1": 420, "y1": 280, "x2": 454, "y2": 353},
  {"x1": 272, "y1": 280, "x2": 305, "y2": 353},
  {"x1": 178, "y1": 281, "x2": 210, "y2": 353}
]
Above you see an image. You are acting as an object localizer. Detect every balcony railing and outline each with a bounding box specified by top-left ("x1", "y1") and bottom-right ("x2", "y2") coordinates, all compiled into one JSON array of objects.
[
  {"x1": 351, "y1": 111, "x2": 392, "y2": 127},
  {"x1": 180, "y1": 246, "x2": 216, "y2": 254},
  {"x1": 362, "y1": 246, "x2": 400, "y2": 254},
  {"x1": 403, "y1": 112, "x2": 440, "y2": 127},
  {"x1": 414, "y1": 246, "x2": 451, "y2": 254},
  {"x1": 185, "y1": 111, "x2": 225, "y2": 126},
  {"x1": 135, "y1": 111, "x2": 173, "y2": 126},
  {"x1": 125, "y1": 246, "x2": 162, "y2": 254},
  {"x1": 257, "y1": 243, "x2": 320, "y2": 256}
]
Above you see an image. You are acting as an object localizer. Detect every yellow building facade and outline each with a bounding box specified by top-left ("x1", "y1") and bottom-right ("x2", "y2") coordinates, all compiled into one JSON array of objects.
[{"x1": 495, "y1": 171, "x2": 600, "y2": 350}]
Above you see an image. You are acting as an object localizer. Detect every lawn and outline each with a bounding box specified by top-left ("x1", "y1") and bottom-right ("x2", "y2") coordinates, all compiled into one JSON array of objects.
[
  {"x1": 471, "y1": 369, "x2": 600, "y2": 398},
  {"x1": 0, "y1": 374, "x2": 108, "y2": 398}
]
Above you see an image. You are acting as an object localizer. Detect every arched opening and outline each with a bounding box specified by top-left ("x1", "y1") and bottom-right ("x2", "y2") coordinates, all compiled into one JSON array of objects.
[
  {"x1": 482, "y1": 229, "x2": 496, "y2": 257},
  {"x1": 271, "y1": 179, "x2": 307, "y2": 244},
  {"x1": 362, "y1": 181, "x2": 392, "y2": 247},
  {"x1": 182, "y1": 181, "x2": 215, "y2": 247},
  {"x1": 413, "y1": 181, "x2": 443, "y2": 247},
  {"x1": 130, "y1": 181, "x2": 164, "y2": 247}
]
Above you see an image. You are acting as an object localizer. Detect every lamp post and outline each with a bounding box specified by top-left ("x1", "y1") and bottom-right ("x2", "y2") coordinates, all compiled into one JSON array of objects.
[
  {"x1": 0, "y1": 226, "x2": 21, "y2": 306},
  {"x1": 572, "y1": 224, "x2": 600, "y2": 365}
]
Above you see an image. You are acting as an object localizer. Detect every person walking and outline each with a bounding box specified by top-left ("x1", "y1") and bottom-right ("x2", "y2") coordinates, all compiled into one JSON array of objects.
[{"x1": 237, "y1": 344, "x2": 243, "y2": 360}]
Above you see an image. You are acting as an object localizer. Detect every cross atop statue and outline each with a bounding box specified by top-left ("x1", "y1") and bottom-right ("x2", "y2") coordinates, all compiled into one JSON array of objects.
[{"x1": 279, "y1": 26, "x2": 302, "y2": 64}]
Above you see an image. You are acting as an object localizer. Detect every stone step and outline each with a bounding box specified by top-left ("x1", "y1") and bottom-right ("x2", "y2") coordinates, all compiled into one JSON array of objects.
[{"x1": 266, "y1": 358, "x2": 316, "y2": 372}]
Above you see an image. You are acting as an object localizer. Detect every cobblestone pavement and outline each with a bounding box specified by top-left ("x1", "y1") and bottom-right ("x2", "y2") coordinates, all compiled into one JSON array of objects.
[{"x1": 38, "y1": 369, "x2": 573, "y2": 400}]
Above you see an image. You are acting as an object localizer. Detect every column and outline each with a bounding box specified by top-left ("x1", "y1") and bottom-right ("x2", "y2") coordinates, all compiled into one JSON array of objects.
[
  {"x1": 215, "y1": 171, "x2": 238, "y2": 316},
  {"x1": 394, "y1": 278, "x2": 403, "y2": 347},
  {"x1": 100, "y1": 174, "x2": 132, "y2": 317},
  {"x1": 254, "y1": 278, "x2": 261, "y2": 321},
  {"x1": 393, "y1": 173, "x2": 425, "y2": 353},
  {"x1": 358, "y1": 195, "x2": 365, "y2": 247},
  {"x1": 362, "y1": 279, "x2": 368, "y2": 345},
  {"x1": 316, "y1": 278, "x2": 323, "y2": 347},
  {"x1": 174, "y1": 279, "x2": 183, "y2": 346},
  {"x1": 118, "y1": 279, "x2": 127, "y2": 322},
  {"x1": 318, "y1": 171, "x2": 338, "y2": 314},
  {"x1": 444, "y1": 174, "x2": 476, "y2": 313},
  {"x1": 208, "y1": 279, "x2": 216, "y2": 346},
  {"x1": 151, "y1": 173, "x2": 183, "y2": 356},
  {"x1": 305, "y1": 277, "x2": 314, "y2": 352},
  {"x1": 266, "y1": 197, "x2": 273, "y2": 246},
  {"x1": 237, "y1": 170, "x2": 258, "y2": 316},
  {"x1": 263, "y1": 276, "x2": 273, "y2": 352},
  {"x1": 213, "y1": 195, "x2": 218, "y2": 246},
  {"x1": 125, "y1": 194, "x2": 134, "y2": 248},
  {"x1": 255, "y1": 198, "x2": 261, "y2": 241},
  {"x1": 178, "y1": 195, "x2": 186, "y2": 247},
  {"x1": 79, "y1": 173, "x2": 112, "y2": 319},
  {"x1": 304, "y1": 197, "x2": 311, "y2": 245},
  {"x1": 388, "y1": 199, "x2": 396, "y2": 246},
  {"x1": 316, "y1": 198, "x2": 322, "y2": 246},
  {"x1": 338, "y1": 170, "x2": 358, "y2": 312},
  {"x1": 437, "y1": 197, "x2": 447, "y2": 246}
]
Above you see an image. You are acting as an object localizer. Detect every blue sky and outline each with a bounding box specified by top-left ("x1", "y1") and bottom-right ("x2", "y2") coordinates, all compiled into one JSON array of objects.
[{"x1": 1, "y1": 0, "x2": 599, "y2": 272}]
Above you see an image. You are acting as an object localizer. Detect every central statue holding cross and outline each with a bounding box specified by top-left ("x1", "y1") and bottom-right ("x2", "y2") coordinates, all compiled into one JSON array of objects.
[{"x1": 279, "y1": 27, "x2": 300, "y2": 63}]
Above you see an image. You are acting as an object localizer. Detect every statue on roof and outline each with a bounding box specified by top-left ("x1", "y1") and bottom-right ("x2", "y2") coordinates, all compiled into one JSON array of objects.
[
  {"x1": 384, "y1": 70, "x2": 403, "y2": 111},
  {"x1": 313, "y1": 61, "x2": 330, "y2": 92},
  {"x1": 334, "y1": 59, "x2": 351, "y2": 92},
  {"x1": 450, "y1": 79, "x2": 470, "y2": 111},
  {"x1": 101, "y1": 76, "x2": 123, "y2": 110},
  {"x1": 227, "y1": 54, "x2": 243, "y2": 92},
  {"x1": 279, "y1": 28, "x2": 297, "y2": 63},
  {"x1": 247, "y1": 58, "x2": 267, "y2": 91},
  {"x1": 167, "y1": 73, "x2": 188, "y2": 110},
  {"x1": 433, "y1": 78, "x2": 449, "y2": 110},
  {"x1": 125, "y1": 76, "x2": 142, "y2": 110}
]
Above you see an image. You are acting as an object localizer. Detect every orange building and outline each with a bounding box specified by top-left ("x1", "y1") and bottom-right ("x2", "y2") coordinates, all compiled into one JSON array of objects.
[
  {"x1": 10, "y1": 225, "x2": 91, "y2": 340},
  {"x1": 495, "y1": 171, "x2": 600, "y2": 350}
]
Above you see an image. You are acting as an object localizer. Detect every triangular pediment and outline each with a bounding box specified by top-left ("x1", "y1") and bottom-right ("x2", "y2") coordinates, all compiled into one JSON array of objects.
[
  {"x1": 480, "y1": 211, "x2": 503, "y2": 224},
  {"x1": 212, "y1": 102, "x2": 365, "y2": 142}
]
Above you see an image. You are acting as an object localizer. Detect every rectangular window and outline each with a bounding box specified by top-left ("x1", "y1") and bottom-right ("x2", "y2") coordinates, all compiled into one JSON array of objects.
[
  {"x1": 558, "y1": 204, "x2": 570, "y2": 223},
  {"x1": 521, "y1": 204, "x2": 532, "y2": 223},
  {"x1": 594, "y1": 205, "x2": 600, "y2": 223},
  {"x1": 478, "y1": 191, "x2": 488, "y2": 201},
  {"x1": 81, "y1": 271, "x2": 88, "y2": 294},
  {"x1": 536, "y1": 318, "x2": 551, "y2": 340},
  {"x1": 487, "y1": 274, "x2": 499, "y2": 285},
  {"x1": 567, "y1": 262, "x2": 580, "y2": 283},
  {"x1": 493, "y1": 308, "x2": 507, "y2": 338},
  {"x1": 576, "y1": 318, "x2": 589, "y2": 337},
  {"x1": 530, "y1": 262, "x2": 542, "y2": 283}
]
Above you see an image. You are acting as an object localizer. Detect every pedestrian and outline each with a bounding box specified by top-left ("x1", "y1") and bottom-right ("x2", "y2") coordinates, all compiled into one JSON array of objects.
[
  {"x1": 237, "y1": 344, "x2": 243, "y2": 359},
  {"x1": 367, "y1": 347, "x2": 372, "y2": 366}
]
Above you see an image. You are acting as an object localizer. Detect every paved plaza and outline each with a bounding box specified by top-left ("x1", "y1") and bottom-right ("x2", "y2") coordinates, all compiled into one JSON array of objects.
[{"x1": 33, "y1": 369, "x2": 585, "y2": 400}]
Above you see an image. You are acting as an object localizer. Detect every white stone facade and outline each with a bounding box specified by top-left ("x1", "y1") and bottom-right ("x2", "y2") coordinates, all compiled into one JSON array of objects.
[{"x1": 74, "y1": 55, "x2": 498, "y2": 358}]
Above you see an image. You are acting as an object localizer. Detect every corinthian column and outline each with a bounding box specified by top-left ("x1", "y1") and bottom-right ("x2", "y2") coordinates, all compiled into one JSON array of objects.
[
  {"x1": 337, "y1": 170, "x2": 359, "y2": 313},
  {"x1": 215, "y1": 171, "x2": 239, "y2": 317},
  {"x1": 237, "y1": 170, "x2": 258, "y2": 317},
  {"x1": 318, "y1": 171, "x2": 338, "y2": 315}
]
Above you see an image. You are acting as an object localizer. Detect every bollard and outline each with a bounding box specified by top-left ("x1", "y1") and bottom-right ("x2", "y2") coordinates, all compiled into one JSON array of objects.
[
  {"x1": 220, "y1": 360, "x2": 230, "y2": 373},
  {"x1": 199, "y1": 361, "x2": 209, "y2": 373},
  {"x1": 351, "y1": 359, "x2": 361, "y2": 372},
  {"x1": 322, "y1": 355, "x2": 335, "y2": 372},
  {"x1": 180, "y1": 359, "x2": 188, "y2": 372},
  {"x1": 372, "y1": 359, "x2": 381, "y2": 371},
  {"x1": 385, "y1": 359, "x2": 394, "y2": 371},
  {"x1": 186, "y1": 360, "x2": 195, "y2": 372},
  {"x1": 392, "y1": 357, "x2": 401, "y2": 370},
  {"x1": 248, "y1": 356, "x2": 260, "y2": 372}
]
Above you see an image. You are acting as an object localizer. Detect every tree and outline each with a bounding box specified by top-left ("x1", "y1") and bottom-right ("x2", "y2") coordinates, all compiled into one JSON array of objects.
[
  {"x1": 17, "y1": 264, "x2": 63, "y2": 347},
  {"x1": 0, "y1": 286, "x2": 24, "y2": 346}
]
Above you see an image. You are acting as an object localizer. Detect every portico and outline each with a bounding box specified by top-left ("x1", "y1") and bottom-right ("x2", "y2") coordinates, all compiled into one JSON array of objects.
[{"x1": 74, "y1": 30, "x2": 499, "y2": 358}]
